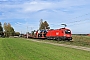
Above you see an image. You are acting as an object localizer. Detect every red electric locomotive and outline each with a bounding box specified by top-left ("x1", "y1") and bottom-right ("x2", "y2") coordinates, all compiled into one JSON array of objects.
[
  {"x1": 31, "y1": 28, "x2": 72, "y2": 41},
  {"x1": 46, "y1": 28, "x2": 72, "y2": 41}
]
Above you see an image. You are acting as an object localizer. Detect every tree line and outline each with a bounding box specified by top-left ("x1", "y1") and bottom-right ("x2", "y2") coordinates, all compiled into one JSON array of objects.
[
  {"x1": 0, "y1": 22, "x2": 20, "y2": 37},
  {"x1": 0, "y1": 19, "x2": 50, "y2": 37}
]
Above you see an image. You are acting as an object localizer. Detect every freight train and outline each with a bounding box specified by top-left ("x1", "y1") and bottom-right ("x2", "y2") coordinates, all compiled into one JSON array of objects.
[{"x1": 30, "y1": 28, "x2": 72, "y2": 41}]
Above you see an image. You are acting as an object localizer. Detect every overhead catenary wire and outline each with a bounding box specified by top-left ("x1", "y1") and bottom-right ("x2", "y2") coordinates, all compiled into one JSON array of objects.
[
  {"x1": 67, "y1": 13, "x2": 90, "y2": 24},
  {"x1": 67, "y1": 18, "x2": 90, "y2": 26},
  {"x1": 50, "y1": 13, "x2": 90, "y2": 27},
  {"x1": 69, "y1": 13, "x2": 90, "y2": 21},
  {"x1": 50, "y1": 18, "x2": 90, "y2": 27}
]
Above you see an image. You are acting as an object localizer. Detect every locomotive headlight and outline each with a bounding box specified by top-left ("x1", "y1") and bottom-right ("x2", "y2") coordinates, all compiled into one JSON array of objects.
[{"x1": 67, "y1": 35, "x2": 70, "y2": 37}]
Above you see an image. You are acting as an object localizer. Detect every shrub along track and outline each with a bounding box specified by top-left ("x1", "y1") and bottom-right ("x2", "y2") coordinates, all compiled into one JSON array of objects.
[{"x1": 27, "y1": 39, "x2": 90, "y2": 51}]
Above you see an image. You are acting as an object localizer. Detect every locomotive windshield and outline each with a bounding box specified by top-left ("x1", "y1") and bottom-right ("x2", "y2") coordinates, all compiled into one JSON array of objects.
[{"x1": 65, "y1": 30, "x2": 71, "y2": 34}]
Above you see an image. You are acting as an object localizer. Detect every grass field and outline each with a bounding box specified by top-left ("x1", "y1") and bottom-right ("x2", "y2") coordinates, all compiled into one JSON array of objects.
[{"x1": 0, "y1": 38, "x2": 90, "y2": 60}]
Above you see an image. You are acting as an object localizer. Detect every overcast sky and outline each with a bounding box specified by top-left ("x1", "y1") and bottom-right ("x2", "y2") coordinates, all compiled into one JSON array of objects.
[{"x1": 0, "y1": 0, "x2": 90, "y2": 34}]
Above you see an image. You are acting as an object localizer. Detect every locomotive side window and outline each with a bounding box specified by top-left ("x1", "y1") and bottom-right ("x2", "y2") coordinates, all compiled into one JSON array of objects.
[{"x1": 65, "y1": 30, "x2": 71, "y2": 34}]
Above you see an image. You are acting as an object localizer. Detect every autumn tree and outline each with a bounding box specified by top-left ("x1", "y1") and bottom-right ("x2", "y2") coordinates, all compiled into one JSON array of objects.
[
  {"x1": 39, "y1": 22, "x2": 44, "y2": 30},
  {"x1": 39, "y1": 19, "x2": 43, "y2": 30},
  {"x1": 4, "y1": 22, "x2": 15, "y2": 37},
  {"x1": 39, "y1": 19, "x2": 50, "y2": 30},
  {"x1": 43, "y1": 21, "x2": 50, "y2": 29}
]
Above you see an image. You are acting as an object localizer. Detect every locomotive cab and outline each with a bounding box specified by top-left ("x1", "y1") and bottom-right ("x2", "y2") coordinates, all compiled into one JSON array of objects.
[{"x1": 63, "y1": 29, "x2": 72, "y2": 40}]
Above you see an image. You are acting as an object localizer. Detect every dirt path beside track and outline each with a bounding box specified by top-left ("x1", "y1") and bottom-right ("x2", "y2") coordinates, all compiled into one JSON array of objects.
[{"x1": 27, "y1": 39, "x2": 90, "y2": 51}]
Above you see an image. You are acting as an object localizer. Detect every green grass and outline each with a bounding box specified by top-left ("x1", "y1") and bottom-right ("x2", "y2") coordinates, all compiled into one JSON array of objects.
[{"x1": 0, "y1": 38, "x2": 90, "y2": 60}]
